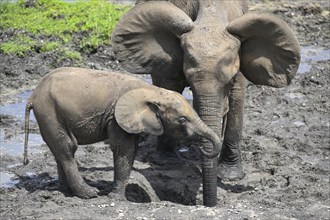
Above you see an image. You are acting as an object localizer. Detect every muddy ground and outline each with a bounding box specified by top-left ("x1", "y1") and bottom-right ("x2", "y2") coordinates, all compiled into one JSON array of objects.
[{"x1": 0, "y1": 1, "x2": 329, "y2": 219}]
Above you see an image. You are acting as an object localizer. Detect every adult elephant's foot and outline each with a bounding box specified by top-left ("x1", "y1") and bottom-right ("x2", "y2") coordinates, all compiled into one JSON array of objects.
[
  {"x1": 217, "y1": 142, "x2": 245, "y2": 181},
  {"x1": 72, "y1": 184, "x2": 99, "y2": 199},
  {"x1": 217, "y1": 160, "x2": 245, "y2": 181}
]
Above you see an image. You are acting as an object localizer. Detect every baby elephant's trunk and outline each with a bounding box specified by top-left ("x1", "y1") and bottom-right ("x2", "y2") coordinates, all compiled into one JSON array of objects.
[
  {"x1": 23, "y1": 101, "x2": 33, "y2": 165},
  {"x1": 193, "y1": 118, "x2": 222, "y2": 158}
]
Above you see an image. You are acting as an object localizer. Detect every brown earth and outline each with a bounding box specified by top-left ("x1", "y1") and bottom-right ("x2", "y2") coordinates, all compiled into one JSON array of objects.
[{"x1": 0, "y1": 1, "x2": 329, "y2": 219}]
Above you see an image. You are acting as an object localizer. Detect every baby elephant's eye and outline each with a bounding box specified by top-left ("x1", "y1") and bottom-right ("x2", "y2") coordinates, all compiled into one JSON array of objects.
[{"x1": 178, "y1": 116, "x2": 187, "y2": 124}]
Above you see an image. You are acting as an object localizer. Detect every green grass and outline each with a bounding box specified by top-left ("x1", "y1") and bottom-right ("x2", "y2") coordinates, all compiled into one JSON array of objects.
[
  {"x1": 63, "y1": 49, "x2": 82, "y2": 61},
  {"x1": 0, "y1": 0, "x2": 130, "y2": 59},
  {"x1": 41, "y1": 41, "x2": 61, "y2": 52},
  {"x1": 0, "y1": 34, "x2": 36, "y2": 56}
]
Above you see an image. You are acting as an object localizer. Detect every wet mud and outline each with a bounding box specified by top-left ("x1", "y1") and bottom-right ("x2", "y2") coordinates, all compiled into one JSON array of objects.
[{"x1": 0, "y1": 1, "x2": 329, "y2": 219}]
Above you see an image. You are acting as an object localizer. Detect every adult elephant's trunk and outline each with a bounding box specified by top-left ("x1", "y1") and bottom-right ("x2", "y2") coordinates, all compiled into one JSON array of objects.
[{"x1": 193, "y1": 94, "x2": 223, "y2": 207}]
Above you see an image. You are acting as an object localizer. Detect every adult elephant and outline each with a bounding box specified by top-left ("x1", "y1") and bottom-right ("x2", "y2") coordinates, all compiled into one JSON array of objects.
[{"x1": 111, "y1": 0, "x2": 300, "y2": 207}]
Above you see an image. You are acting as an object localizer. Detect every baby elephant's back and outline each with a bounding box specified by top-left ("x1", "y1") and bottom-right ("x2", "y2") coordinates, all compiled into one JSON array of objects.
[
  {"x1": 34, "y1": 67, "x2": 146, "y2": 97},
  {"x1": 30, "y1": 67, "x2": 148, "y2": 120},
  {"x1": 43, "y1": 67, "x2": 146, "y2": 93}
]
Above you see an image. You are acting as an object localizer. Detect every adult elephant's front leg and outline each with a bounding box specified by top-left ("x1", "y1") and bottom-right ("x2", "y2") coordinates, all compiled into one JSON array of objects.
[{"x1": 218, "y1": 72, "x2": 246, "y2": 181}]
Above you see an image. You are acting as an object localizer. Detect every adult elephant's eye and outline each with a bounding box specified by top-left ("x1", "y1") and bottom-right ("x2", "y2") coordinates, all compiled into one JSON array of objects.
[{"x1": 178, "y1": 116, "x2": 187, "y2": 124}]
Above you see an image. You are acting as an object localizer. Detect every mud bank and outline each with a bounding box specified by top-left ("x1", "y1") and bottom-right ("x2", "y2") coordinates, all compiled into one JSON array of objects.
[{"x1": 0, "y1": 1, "x2": 329, "y2": 219}]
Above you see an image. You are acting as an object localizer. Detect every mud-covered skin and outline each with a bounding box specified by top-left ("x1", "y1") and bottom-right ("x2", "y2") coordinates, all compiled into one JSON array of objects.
[
  {"x1": 24, "y1": 67, "x2": 221, "y2": 200},
  {"x1": 0, "y1": 1, "x2": 329, "y2": 219},
  {"x1": 111, "y1": 0, "x2": 300, "y2": 192},
  {"x1": 218, "y1": 72, "x2": 246, "y2": 180}
]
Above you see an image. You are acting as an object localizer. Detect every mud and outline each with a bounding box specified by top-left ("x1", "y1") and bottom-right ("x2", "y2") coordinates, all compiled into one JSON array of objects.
[{"x1": 0, "y1": 1, "x2": 329, "y2": 219}]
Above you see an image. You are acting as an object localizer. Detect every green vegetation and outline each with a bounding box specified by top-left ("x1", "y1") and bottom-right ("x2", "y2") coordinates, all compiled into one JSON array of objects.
[
  {"x1": 0, "y1": 0, "x2": 130, "y2": 60},
  {"x1": 0, "y1": 34, "x2": 36, "y2": 56}
]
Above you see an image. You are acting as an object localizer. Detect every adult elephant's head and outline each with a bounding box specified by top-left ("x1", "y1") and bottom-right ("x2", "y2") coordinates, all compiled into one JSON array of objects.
[{"x1": 111, "y1": 0, "x2": 300, "y2": 207}]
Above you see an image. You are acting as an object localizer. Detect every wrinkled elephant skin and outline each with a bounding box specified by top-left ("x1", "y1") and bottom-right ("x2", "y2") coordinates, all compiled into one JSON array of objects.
[
  {"x1": 111, "y1": 0, "x2": 300, "y2": 207},
  {"x1": 23, "y1": 67, "x2": 221, "y2": 201}
]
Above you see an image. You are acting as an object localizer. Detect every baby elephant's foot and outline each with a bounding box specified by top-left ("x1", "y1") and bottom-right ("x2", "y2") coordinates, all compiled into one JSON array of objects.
[
  {"x1": 72, "y1": 184, "x2": 99, "y2": 199},
  {"x1": 217, "y1": 161, "x2": 245, "y2": 181}
]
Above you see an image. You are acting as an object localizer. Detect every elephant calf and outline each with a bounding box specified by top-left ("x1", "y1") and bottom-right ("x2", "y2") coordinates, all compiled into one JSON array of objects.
[{"x1": 23, "y1": 67, "x2": 221, "y2": 200}]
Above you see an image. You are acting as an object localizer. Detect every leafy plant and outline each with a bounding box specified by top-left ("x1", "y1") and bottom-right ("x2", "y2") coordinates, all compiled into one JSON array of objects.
[
  {"x1": 63, "y1": 49, "x2": 82, "y2": 61},
  {"x1": 41, "y1": 41, "x2": 61, "y2": 52},
  {"x1": 0, "y1": 34, "x2": 36, "y2": 56},
  {"x1": 0, "y1": 0, "x2": 130, "y2": 58}
]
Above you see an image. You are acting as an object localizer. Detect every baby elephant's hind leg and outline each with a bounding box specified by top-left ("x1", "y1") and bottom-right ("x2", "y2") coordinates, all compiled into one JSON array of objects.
[
  {"x1": 108, "y1": 121, "x2": 138, "y2": 200},
  {"x1": 56, "y1": 158, "x2": 70, "y2": 194},
  {"x1": 56, "y1": 143, "x2": 77, "y2": 194},
  {"x1": 39, "y1": 120, "x2": 98, "y2": 198},
  {"x1": 52, "y1": 137, "x2": 98, "y2": 198}
]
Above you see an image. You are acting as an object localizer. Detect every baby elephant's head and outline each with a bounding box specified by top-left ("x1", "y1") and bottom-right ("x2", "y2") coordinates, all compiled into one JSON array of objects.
[{"x1": 115, "y1": 87, "x2": 221, "y2": 158}]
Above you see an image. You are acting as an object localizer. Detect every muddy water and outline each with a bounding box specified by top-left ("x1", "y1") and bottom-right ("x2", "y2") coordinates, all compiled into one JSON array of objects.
[
  {"x1": 297, "y1": 46, "x2": 330, "y2": 73},
  {"x1": 0, "y1": 90, "x2": 41, "y2": 155},
  {"x1": 0, "y1": 90, "x2": 44, "y2": 187},
  {"x1": 0, "y1": 172, "x2": 20, "y2": 188}
]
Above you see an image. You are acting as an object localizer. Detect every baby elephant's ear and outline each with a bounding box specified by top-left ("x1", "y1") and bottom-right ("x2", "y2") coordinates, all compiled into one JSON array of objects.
[
  {"x1": 227, "y1": 12, "x2": 301, "y2": 88},
  {"x1": 115, "y1": 88, "x2": 164, "y2": 135}
]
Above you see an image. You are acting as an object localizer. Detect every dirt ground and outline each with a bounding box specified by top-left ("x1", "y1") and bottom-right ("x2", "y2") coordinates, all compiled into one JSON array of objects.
[{"x1": 0, "y1": 1, "x2": 329, "y2": 219}]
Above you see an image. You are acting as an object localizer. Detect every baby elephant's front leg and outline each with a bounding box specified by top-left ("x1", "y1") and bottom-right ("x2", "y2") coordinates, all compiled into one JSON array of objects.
[{"x1": 108, "y1": 121, "x2": 138, "y2": 200}]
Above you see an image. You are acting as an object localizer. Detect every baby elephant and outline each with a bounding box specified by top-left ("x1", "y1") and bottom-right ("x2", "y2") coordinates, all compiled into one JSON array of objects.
[{"x1": 23, "y1": 67, "x2": 221, "y2": 199}]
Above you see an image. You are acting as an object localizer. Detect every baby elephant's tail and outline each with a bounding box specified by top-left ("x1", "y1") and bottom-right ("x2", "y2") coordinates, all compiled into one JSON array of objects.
[{"x1": 23, "y1": 101, "x2": 33, "y2": 165}]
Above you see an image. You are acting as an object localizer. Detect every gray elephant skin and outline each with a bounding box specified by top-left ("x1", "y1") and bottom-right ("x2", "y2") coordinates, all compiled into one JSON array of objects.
[
  {"x1": 111, "y1": 0, "x2": 301, "y2": 206},
  {"x1": 23, "y1": 67, "x2": 221, "y2": 201}
]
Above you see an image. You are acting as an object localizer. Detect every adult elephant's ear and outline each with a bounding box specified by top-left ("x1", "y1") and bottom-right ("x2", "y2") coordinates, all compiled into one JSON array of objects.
[
  {"x1": 227, "y1": 12, "x2": 301, "y2": 88},
  {"x1": 115, "y1": 88, "x2": 164, "y2": 136},
  {"x1": 111, "y1": 1, "x2": 193, "y2": 77}
]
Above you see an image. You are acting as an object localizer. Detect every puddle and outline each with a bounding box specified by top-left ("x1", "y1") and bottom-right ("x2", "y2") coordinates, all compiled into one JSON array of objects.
[
  {"x1": 0, "y1": 90, "x2": 44, "y2": 155},
  {"x1": 298, "y1": 46, "x2": 330, "y2": 74},
  {"x1": 293, "y1": 121, "x2": 306, "y2": 127},
  {"x1": 285, "y1": 93, "x2": 305, "y2": 99},
  {"x1": 1, "y1": 129, "x2": 45, "y2": 156},
  {"x1": 0, "y1": 90, "x2": 36, "y2": 121},
  {"x1": 0, "y1": 171, "x2": 19, "y2": 188}
]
